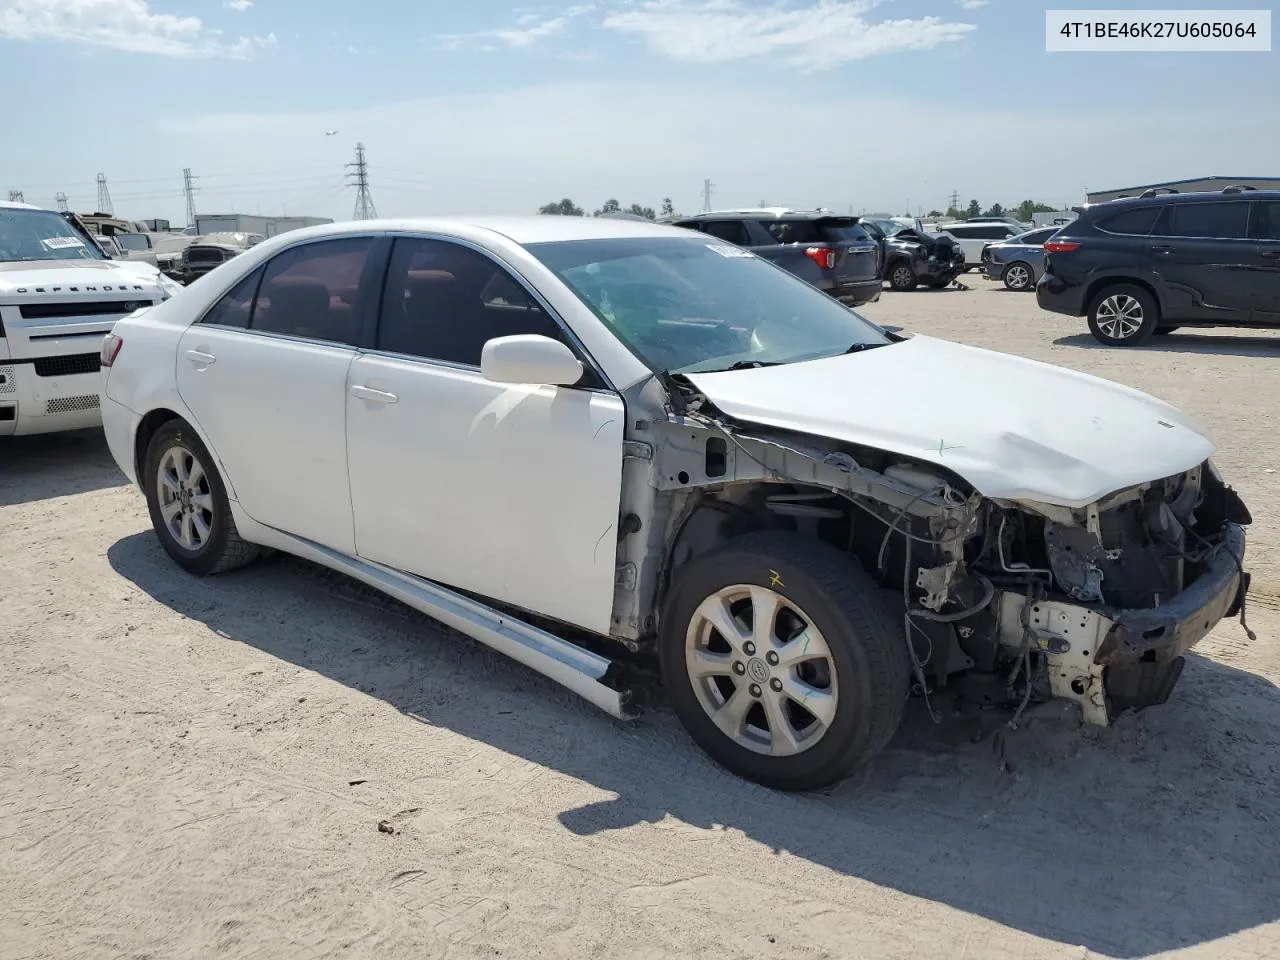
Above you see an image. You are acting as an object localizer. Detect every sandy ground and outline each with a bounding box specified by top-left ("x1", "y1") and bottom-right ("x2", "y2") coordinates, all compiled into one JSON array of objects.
[{"x1": 2, "y1": 281, "x2": 1279, "y2": 960}]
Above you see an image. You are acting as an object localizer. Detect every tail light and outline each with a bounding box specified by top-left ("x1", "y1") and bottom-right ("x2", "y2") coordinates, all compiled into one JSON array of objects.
[
  {"x1": 100, "y1": 333, "x2": 124, "y2": 367},
  {"x1": 1044, "y1": 240, "x2": 1080, "y2": 253},
  {"x1": 804, "y1": 245, "x2": 836, "y2": 270}
]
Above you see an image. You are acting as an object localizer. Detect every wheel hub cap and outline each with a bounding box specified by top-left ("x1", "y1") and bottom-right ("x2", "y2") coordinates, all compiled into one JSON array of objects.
[{"x1": 746, "y1": 657, "x2": 770, "y2": 684}]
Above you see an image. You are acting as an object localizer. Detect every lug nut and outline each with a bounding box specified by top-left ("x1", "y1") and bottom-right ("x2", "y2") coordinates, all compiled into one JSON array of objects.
[
  {"x1": 770, "y1": 678, "x2": 783, "y2": 692},
  {"x1": 733, "y1": 661, "x2": 746, "y2": 676},
  {"x1": 765, "y1": 651, "x2": 779, "y2": 666},
  {"x1": 749, "y1": 684, "x2": 762, "y2": 698},
  {"x1": 743, "y1": 642, "x2": 756, "y2": 656}
]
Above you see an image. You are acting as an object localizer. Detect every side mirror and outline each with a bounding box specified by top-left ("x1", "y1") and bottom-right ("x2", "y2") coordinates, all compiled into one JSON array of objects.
[{"x1": 480, "y1": 334, "x2": 584, "y2": 387}]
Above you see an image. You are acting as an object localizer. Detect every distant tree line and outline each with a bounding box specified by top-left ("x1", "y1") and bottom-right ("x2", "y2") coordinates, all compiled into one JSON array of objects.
[
  {"x1": 538, "y1": 197, "x2": 678, "y2": 219},
  {"x1": 928, "y1": 200, "x2": 1062, "y2": 221}
]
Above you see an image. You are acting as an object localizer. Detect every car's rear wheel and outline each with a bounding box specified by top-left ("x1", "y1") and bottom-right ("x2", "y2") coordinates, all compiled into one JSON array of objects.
[
  {"x1": 144, "y1": 420, "x2": 259, "y2": 576},
  {"x1": 1087, "y1": 284, "x2": 1159, "y2": 346},
  {"x1": 1002, "y1": 261, "x2": 1034, "y2": 291},
  {"x1": 887, "y1": 261, "x2": 918, "y2": 291},
  {"x1": 659, "y1": 531, "x2": 909, "y2": 791}
]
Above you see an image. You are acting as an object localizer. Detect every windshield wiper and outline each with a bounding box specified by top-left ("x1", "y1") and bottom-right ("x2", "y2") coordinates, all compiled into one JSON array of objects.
[
  {"x1": 725, "y1": 359, "x2": 783, "y2": 370},
  {"x1": 844, "y1": 342, "x2": 889, "y2": 354}
]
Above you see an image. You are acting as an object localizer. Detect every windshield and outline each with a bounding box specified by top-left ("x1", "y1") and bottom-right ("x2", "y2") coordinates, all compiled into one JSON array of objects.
[
  {"x1": 526, "y1": 237, "x2": 890, "y2": 374},
  {"x1": 0, "y1": 208, "x2": 104, "y2": 263},
  {"x1": 867, "y1": 218, "x2": 906, "y2": 237}
]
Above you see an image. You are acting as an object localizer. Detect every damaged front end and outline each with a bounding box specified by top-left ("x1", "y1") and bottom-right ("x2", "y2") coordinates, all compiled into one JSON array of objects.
[{"x1": 620, "y1": 385, "x2": 1253, "y2": 727}]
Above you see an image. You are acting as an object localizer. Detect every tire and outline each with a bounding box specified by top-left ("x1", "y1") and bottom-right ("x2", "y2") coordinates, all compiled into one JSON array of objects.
[
  {"x1": 924, "y1": 276, "x2": 953, "y2": 289},
  {"x1": 143, "y1": 419, "x2": 260, "y2": 576},
  {"x1": 1001, "y1": 261, "x2": 1034, "y2": 291},
  {"x1": 1087, "y1": 283, "x2": 1159, "y2": 346},
  {"x1": 659, "y1": 531, "x2": 910, "y2": 791},
  {"x1": 887, "y1": 260, "x2": 918, "y2": 291}
]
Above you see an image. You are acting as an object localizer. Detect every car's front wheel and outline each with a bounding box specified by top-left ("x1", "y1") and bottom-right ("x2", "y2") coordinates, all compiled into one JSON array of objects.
[
  {"x1": 1087, "y1": 284, "x2": 1159, "y2": 346},
  {"x1": 659, "y1": 532, "x2": 909, "y2": 791},
  {"x1": 144, "y1": 420, "x2": 259, "y2": 576}
]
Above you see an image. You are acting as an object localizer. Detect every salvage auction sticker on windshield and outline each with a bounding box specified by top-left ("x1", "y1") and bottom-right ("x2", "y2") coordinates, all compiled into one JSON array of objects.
[
  {"x1": 706, "y1": 244, "x2": 755, "y2": 258},
  {"x1": 41, "y1": 236, "x2": 86, "y2": 250}
]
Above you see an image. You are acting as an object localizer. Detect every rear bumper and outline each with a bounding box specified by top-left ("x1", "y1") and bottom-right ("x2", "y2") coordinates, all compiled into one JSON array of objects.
[
  {"x1": 830, "y1": 279, "x2": 882, "y2": 306},
  {"x1": 101, "y1": 393, "x2": 141, "y2": 486},
  {"x1": 0, "y1": 363, "x2": 103, "y2": 436},
  {"x1": 1035, "y1": 272, "x2": 1088, "y2": 316}
]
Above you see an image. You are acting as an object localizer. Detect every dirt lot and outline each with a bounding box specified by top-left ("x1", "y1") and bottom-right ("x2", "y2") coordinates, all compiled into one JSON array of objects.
[{"x1": 2, "y1": 282, "x2": 1278, "y2": 960}]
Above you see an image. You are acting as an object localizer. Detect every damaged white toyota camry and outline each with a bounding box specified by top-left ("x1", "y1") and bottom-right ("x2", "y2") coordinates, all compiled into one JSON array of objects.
[{"x1": 99, "y1": 216, "x2": 1253, "y2": 790}]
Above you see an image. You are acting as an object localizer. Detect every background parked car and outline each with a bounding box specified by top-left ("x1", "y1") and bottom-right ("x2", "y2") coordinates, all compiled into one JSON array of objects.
[
  {"x1": 980, "y1": 226, "x2": 1059, "y2": 291},
  {"x1": 671, "y1": 209, "x2": 881, "y2": 306},
  {"x1": 1036, "y1": 186, "x2": 1280, "y2": 345},
  {"x1": 180, "y1": 231, "x2": 266, "y2": 284},
  {"x1": 933, "y1": 221, "x2": 1027, "y2": 270},
  {"x1": 862, "y1": 218, "x2": 966, "y2": 291}
]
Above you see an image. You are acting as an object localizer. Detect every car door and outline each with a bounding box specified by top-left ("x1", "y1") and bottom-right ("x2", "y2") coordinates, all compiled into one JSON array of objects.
[
  {"x1": 345, "y1": 235, "x2": 627, "y2": 635},
  {"x1": 1148, "y1": 201, "x2": 1253, "y2": 324},
  {"x1": 176, "y1": 235, "x2": 380, "y2": 555},
  {"x1": 1248, "y1": 200, "x2": 1280, "y2": 324}
]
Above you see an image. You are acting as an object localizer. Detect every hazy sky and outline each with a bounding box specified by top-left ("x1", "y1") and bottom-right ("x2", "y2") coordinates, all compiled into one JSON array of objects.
[{"x1": 2, "y1": 0, "x2": 1276, "y2": 225}]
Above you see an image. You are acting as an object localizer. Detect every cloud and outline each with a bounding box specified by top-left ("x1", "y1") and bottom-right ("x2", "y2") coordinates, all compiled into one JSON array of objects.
[
  {"x1": 601, "y1": 0, "x2": 976, "y2": 70},
  {"x1": 225, "y1": 0, "x2": 253, "y2": 10},
  {"x1": 0, "y1": 0, "x2": 275, "y2": 57},
  {"x1": 956, "y1": 0, "x2": 989, "y2": 9},
  {"x1": 436, "y1": 3, "x2": 596, "y2": 51}
]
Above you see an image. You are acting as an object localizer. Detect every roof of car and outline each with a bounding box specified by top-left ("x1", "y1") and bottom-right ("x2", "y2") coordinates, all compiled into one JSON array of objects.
[
  {"x1": 1080, "y1": 188, "x2": 1280, "y2": 214},
  {"x1": 675, "y1": 208, "x2": 852, "y2": 222},
  {"x1": 255, "y1": 215, "x2": 698, "y2": 246}
]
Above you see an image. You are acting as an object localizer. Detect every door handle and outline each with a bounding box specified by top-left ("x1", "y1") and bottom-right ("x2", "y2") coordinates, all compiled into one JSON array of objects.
[
  {"x1": 1260, "y1": 247, "x2": 1280, "y2": 260},
  {"x1": 350, "y1": 385, "x2": 398, "y2": 404},
  {"x1": 185, "y1": 349, "x2": 216, "y2": 364},
  {"x1": 1149, "y1": 244, "x2": 1174, "y2": 255}
]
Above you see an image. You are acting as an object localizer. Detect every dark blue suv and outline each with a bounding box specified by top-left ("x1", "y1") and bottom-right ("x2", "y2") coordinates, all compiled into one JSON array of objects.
[{"x1": 1036, "y1": 187, "x2": 1280, "y2": 345}]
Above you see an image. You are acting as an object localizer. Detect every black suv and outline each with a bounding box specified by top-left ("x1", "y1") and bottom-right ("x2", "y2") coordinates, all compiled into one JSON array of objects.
[
  {"x1": 861, "y1": 218, "x2": 966, "y2": 291},
  {"x1": 1036, "y1": 187, "x2": 1280, "y2": 345},
  {"x1": 670, "y1": 209, "x2": 881, "y2": 306}
]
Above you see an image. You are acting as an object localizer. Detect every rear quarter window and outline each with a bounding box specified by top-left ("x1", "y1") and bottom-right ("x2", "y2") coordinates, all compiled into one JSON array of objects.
[
  {"x1": 762, "y1": 220, "x2": 826, "y2": 244},
  {"x1": 1095, "y1": 206, "x2": 1161, "y2": 236}
]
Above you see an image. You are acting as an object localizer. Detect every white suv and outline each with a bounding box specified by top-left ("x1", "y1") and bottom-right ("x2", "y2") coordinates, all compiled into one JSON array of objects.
[
  {"x1": 933, "y1": 221, "x2": 1027, "y2": 270},
  {"x1": 99, "y1": 216, "x2": 1250, "y2": 790},
  {"x1": 0, "y1": 199, "x2": 180, "y2": 436}
]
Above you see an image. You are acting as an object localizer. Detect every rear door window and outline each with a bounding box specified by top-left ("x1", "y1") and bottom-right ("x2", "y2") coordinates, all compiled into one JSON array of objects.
[
  {"x1": 762, "y1": 220, "x2": 825, "y2": 244},
  {"x1": 820, "y1": 222, "x2": 871, "y2": 242},
  {"x1": 1154, "y1": 202, "x2": 1250, "y2": 239},
  {"x1": 1251, "y1": 202, "x2": 1280, "y2": 240},
  {"x1": 696, "y1": 220, "x2": 751, "y2": 246},
  {"x1": 1096, "y1": 206, "x2": 1161, "y2": 236},
  {"x1": 251, "y1": 237, "x2": 373, "y2": 346}
]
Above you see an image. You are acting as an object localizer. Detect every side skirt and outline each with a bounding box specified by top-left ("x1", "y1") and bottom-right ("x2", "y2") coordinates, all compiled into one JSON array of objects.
[{"x1": 231, "y1": 505, "x2": 638, "y2": 721}]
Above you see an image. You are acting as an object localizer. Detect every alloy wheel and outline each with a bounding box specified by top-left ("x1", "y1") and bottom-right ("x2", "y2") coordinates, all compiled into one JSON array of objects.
[
  {"x1": 1095, "y1": 294, "x2": 1145, "y2": 339},
  {"x1": 685, "y1": 584, "x2": 838, "y2": 757},
  {"x1": 156, "y1": 445, "x2": 215, "y2": 551}
]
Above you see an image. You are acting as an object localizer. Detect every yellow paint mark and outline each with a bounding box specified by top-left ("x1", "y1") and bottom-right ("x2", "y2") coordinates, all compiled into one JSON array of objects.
[{"x1": 769, "y1": 569, "x2": 784, "y2": 588}]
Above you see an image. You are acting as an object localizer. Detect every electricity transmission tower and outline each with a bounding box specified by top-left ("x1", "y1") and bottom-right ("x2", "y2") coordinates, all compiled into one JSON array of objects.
[
  {"x1": 701, "y1": 178, "x2": 714, "y2": 212},
  {"x1": 55, "y1": 192, "x2": 69, "y2": 211},
  {"x1": 346, "y1": 143, "x2": 377, "y2": 220},
  {"x1": 96, "y1": 174, "x2": 114, "y2": 215},
  {"x1": 947, "y1": 189, "x2": 960, "y2": 214},
  {"x1": 6, "y1": 190, "x2": 23, "y2": 203},
  {"x1": 183, "y1": 168, "x2": 199, "y2": 228}
]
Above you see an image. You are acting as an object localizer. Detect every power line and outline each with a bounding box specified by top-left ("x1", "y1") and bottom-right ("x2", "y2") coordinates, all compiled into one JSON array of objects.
[
  {"x1": 183, "y1": 168, "x2": 199, "y2": 228},
  {"x1": 346, "y1": 143, "x2": 377, "y2": 220},
  {"x1": 96, "y1": 174, "x2": 114, "y2": 215}
]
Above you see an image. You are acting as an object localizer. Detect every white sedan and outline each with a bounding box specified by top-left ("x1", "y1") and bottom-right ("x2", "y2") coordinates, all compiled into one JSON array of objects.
[{"x1": 100, "y1": 216, "x2": 1252, "y2": 790}]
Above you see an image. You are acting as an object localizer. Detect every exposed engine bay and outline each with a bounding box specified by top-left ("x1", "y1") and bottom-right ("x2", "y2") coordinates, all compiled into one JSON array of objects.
[{"x1": 614, "y1": 377, "x2": 1253, "y2": 727}]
